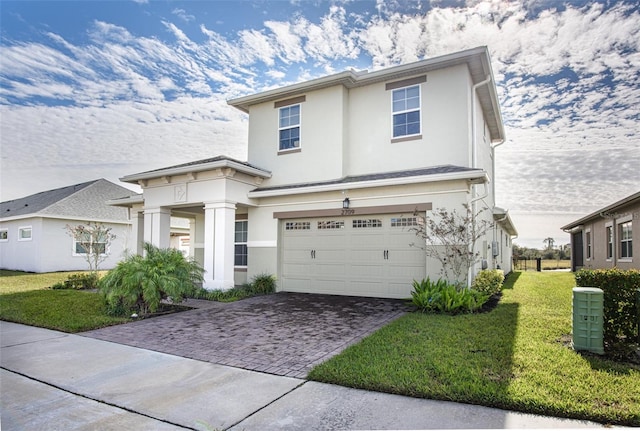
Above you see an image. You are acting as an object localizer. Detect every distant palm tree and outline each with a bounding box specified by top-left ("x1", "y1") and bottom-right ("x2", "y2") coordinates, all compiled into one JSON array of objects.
[{"x1": 543, "y1": 237, "x2": 555, "y2": 250}]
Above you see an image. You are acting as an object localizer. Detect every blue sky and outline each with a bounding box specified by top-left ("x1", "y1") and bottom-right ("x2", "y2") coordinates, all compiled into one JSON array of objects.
[{"x1": 1, "y1": 0, "x2": 639, "y2": 248}]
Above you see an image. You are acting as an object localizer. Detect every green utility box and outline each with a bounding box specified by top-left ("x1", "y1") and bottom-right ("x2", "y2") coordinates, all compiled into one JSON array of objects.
[{"x1": 572, "y1": 287, "x2": 604, "y2": 355}]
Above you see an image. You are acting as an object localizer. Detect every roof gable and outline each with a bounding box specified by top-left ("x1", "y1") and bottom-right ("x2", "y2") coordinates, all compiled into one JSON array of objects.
[{"x1": 1, "y1": 179, "x2": 132, "y2": 222}]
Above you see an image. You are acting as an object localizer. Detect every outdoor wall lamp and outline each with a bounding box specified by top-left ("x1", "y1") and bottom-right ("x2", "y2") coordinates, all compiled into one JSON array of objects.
[{"x1": 343, "y1": 198, "x2": 350, "y2": 209}]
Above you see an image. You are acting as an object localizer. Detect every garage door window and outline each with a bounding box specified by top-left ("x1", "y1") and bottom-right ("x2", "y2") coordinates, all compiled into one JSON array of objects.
[
  {"x1": 285, "y1": 221, "x2": 310, "y2": 230},
  {"x1": 391, "y1": 217, "x2": 418, "y2": 227},
  {"x1": 318, "y1": 220, "x2": 344, "y2": 230},
  {"x1": 353, "y1": 219, "x2": 382, "y2": 228}
]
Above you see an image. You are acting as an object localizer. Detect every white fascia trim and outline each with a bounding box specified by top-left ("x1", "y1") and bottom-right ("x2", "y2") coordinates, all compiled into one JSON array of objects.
[
  {"x1": 229, "y1": 47, "x2": 490, "y2": 113},
  {"x1": 120, "y1": 159, "x2": 272, "y2": 183},
  {"x1": 248, "y1": 171, "x2": 489, "y2": 199},
  {"x1": 107, "y1": 195, "x2": 144, "y2": 207},
  {"x1": 0, "y1": 214, "x2": 130, "y2": 225}
]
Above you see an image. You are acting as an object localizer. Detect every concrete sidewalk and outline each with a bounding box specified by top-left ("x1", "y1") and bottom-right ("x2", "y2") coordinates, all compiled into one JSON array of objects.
[{"x1": 1, "y1": 322, "x2": 608, "y2": 430}]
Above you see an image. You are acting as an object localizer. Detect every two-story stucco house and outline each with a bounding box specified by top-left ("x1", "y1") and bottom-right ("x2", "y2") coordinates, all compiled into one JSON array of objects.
[{"x1": 115, "y1": 46, "x2": 517, "y2": 298}]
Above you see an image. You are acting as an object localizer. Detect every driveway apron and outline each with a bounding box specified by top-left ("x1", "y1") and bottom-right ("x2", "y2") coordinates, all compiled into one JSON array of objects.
[{"x1": 82, "y1": 292, "x2": 410, "y2": 378}]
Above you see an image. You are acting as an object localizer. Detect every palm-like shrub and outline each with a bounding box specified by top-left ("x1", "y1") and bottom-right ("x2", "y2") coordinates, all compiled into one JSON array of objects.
[
  {"x1": 99, "y1": 243, "x2": 204, "y2": 316},
  {"x1": 411, "y1": 277, "x2": 489, "y2": 314}
]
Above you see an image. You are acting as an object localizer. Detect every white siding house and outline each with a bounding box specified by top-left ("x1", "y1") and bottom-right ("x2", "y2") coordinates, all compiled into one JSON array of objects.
[
  {"x1": 115, "y1": 46, "x2": 517, "y2": 298},
  {"x1": 0, "y1": 179, "x2": 132, "y2": 273}
]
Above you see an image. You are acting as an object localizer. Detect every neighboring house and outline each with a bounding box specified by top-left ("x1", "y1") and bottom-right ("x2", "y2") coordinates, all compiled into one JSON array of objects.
[
  {"x1": 114, "y1": 46, "x2": 517, "y2": 298},
  {"x1": 562, "y1": 191, "x2": 639, "y2": 272},
  {"x1": 0, "y1": 179, "x2": 132, "y2": 273}
]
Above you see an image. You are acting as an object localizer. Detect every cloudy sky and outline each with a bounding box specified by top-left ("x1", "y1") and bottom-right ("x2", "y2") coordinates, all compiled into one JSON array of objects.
[{"x1": 1, "y1": 0, "x2": 638, "y2": 248}]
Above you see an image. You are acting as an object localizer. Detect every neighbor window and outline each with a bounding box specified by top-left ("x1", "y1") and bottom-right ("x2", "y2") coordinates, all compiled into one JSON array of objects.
[
  {"x1": 392, "y1": 85, "x2": 421, "y2": 138},
  {"x1": 74, "y1": 231, "x2": 107, "y2": 255},
  {"x1": 0, "y1": 229, "x2": 7, "y2": 241},
  {"x1": 18, "y1": 226, "x2": 32, "y2": 241},
  {"x1": 235, "y1": 220, "x2": 248, "y2": 266},
  {"x1": 586, "y1": 231, "x2": 592, "y2": 259},
  {"x1": 620, "y1": 221, "x2": 632, "y2": 259},
  {"x1": 606, "y1": 225, "x2": 613, "y2": 260},
  {"x1": 278, "y1": 104, "x2": 300, "y2": 151}
]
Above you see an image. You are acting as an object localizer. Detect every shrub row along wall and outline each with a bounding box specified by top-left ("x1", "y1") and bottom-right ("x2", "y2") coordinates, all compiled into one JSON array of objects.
[{"x1": 575, "y1": 268, "x2": 640, "y2": 350}]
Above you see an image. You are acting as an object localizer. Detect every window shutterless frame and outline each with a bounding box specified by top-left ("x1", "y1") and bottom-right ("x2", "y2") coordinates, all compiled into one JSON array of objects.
[
  {"x1": 391, "y1": 84, "x2": 421, "y2": 139},
  {"x1": 18, "y1": 226, "x2": 32, "y2": 241}
]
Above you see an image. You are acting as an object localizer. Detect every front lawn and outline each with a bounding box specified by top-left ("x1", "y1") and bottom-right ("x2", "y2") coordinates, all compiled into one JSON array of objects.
[
  {"x1": 308, "y1": 271, "x2": 640, "y2": 426},
  {"x1": 0, "y1": 270, "x2": 129, "y2": 332}
]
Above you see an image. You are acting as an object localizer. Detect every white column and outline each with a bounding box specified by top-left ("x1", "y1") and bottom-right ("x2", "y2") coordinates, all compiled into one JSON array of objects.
[
  {"x1": 143, "y1": 207, "x2": 171, "y2": 250},
  {"x1": 130, "y1": 210, "x2": 145, "y2": 255},
  {"x1": 203, "y1": 202, "x2": 236, "y2": 290}
]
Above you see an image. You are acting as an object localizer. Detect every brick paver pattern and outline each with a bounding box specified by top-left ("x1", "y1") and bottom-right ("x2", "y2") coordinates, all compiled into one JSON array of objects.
[{"x1": 82, "y1": 292, "x2": 410, "y2": 378}]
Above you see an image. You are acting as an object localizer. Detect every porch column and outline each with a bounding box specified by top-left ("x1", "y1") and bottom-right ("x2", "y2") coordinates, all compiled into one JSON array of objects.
[
  {"x1": 203, "y1": 202, "x2": 236, "y2": 290},
  {"x1": 143, "y1": 207, "x2": 171, "y2": 250},
  {"x1": 130, "y1": 210, "x2": 145, "y2": 255}
]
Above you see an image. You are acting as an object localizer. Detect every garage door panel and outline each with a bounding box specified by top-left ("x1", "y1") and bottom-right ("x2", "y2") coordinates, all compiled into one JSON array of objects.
[
  {"x1": 349, "y1": 263, "x2": 384, "y2": 278},
  {"x1": 281, "y1": 213, "x2": 425, "y2": 298}
]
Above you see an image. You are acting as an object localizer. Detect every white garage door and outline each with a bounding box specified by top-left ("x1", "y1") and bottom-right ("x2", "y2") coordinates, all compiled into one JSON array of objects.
[{"x1": 281, "y1": 214, "x2": 425, "y2": 298}]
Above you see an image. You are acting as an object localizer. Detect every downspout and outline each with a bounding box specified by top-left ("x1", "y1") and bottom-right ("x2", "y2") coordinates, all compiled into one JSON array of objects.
[{"x1": 468, "y1": 75, "x2": 492, "y2": 288}]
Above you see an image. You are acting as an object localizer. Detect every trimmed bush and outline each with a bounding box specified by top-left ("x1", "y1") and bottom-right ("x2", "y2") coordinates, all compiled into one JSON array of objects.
[
  {"x1": 411, "y1": 277, "x2": 490, "y2": 315},
  {"x1": 471, "y1": 269, "x2": 504, "y2": 295},
  {"x1": 249, "y1": 273, "x2": 276, "y2": 294},
  {"x1": 99, "y1": 243, "x2": 204, "y2": 316},
  {"x1": 190, "y1": 273, "x2": 276, "y2": 302},
  {"x1": 51, "y1": 273, "x2": 99, "y2": 290},
  {"x1": 574, "y1": 268, "x2": 640, "y2": 351}
]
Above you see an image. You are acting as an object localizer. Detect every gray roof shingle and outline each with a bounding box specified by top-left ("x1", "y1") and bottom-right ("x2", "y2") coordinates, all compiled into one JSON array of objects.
[
  {"x1": 1, "y1": 179, "x2": 132, "y2": 222},
  {"x1": 253, "y1": 165, "x2": 482, "y2": 192}
]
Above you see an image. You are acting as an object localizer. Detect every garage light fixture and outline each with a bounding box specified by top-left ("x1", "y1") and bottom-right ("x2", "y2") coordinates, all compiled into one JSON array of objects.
[{"x1": 342, "y1": 198, "x2": 350, "y2": 209}]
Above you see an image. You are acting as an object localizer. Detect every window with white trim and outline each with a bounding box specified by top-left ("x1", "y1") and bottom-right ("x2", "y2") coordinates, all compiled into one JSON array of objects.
[
  {"x1": 620, "y1": 221, "x2": 632, "y2": 259},
  {"x1": 74, "y1": 233, "x2": 107, "y2": 255},
  {"x1": 606, "y1": 224, "x2": 613, "y2": 260},
  {"x1": 18, "y1": 226, "x2": 32, "y2": 241},
  {"x1": 392, "y1": 85, "x2": 421, "y2": 138},
  {"x1": 278, "y1": 104, "x2": 300, "y2": 151},
  {"x1": 235, "y1": 220, "x2": 248, "y2": 267},
  {"x1": 0, "y1": 229, "x2": 7, "y2": 241}
]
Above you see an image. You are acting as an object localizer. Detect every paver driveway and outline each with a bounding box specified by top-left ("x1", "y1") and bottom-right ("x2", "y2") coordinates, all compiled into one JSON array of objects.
[{"x1": 82, "y1": 293, "x2": 410, "y2": 378}]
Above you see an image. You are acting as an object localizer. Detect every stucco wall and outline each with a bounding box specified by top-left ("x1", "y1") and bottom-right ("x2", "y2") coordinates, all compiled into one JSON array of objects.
[
  {"x1": 578, "y1": 200, "x2": 639, "y2": 271},
  {"x1": 0, "y1": 217, "x2": 130, "y2": 273}
]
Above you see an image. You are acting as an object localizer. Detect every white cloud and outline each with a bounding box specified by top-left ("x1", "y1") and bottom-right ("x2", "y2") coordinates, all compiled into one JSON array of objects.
[
  {"x1": 172, "y1": 8, "x2": 195, "y2": 23},
  {"x1": 1, "y1": 1, "x2": 639, "y2": 247}
]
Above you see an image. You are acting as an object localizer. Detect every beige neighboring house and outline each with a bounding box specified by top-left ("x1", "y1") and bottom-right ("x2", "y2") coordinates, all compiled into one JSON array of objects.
[
  {"x1": 562, "y1": 191, "x2": 639, "y2": 272},
  {"x1": 113, "y1": 46, "x2": 517, "y2": 298},
  {"x1": 0, "y1": 179, "x2": 132, "y2": 273}
]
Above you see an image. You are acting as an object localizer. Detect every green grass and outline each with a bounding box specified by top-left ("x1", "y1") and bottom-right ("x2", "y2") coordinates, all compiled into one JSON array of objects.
[
  {"x1": 1, "y1": 270, "x2": 129, "y2": 332},
  {"x1": 308, "y1": 272, "x2": 640, "y2": 426}
]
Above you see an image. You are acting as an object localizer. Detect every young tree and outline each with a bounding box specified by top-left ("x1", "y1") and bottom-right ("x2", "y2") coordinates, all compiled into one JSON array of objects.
[
  {"x1": 410, "y1": 204, "x2": 493, "y2": 286},
  {"x1": 65, "y1": 222, "x2": 116, "y2": 274}
]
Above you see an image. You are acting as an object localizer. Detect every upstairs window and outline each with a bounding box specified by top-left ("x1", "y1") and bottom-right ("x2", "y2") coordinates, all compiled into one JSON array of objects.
[
  {"x1": 620, "y1": 221, "x2": 632, "y2": 259},
  {"x1": 392, "y1": 85, "x2": 421, "y2": 138},
  {"x1": 279, "y1": 104, "x2": 300, "y2": 151}
]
